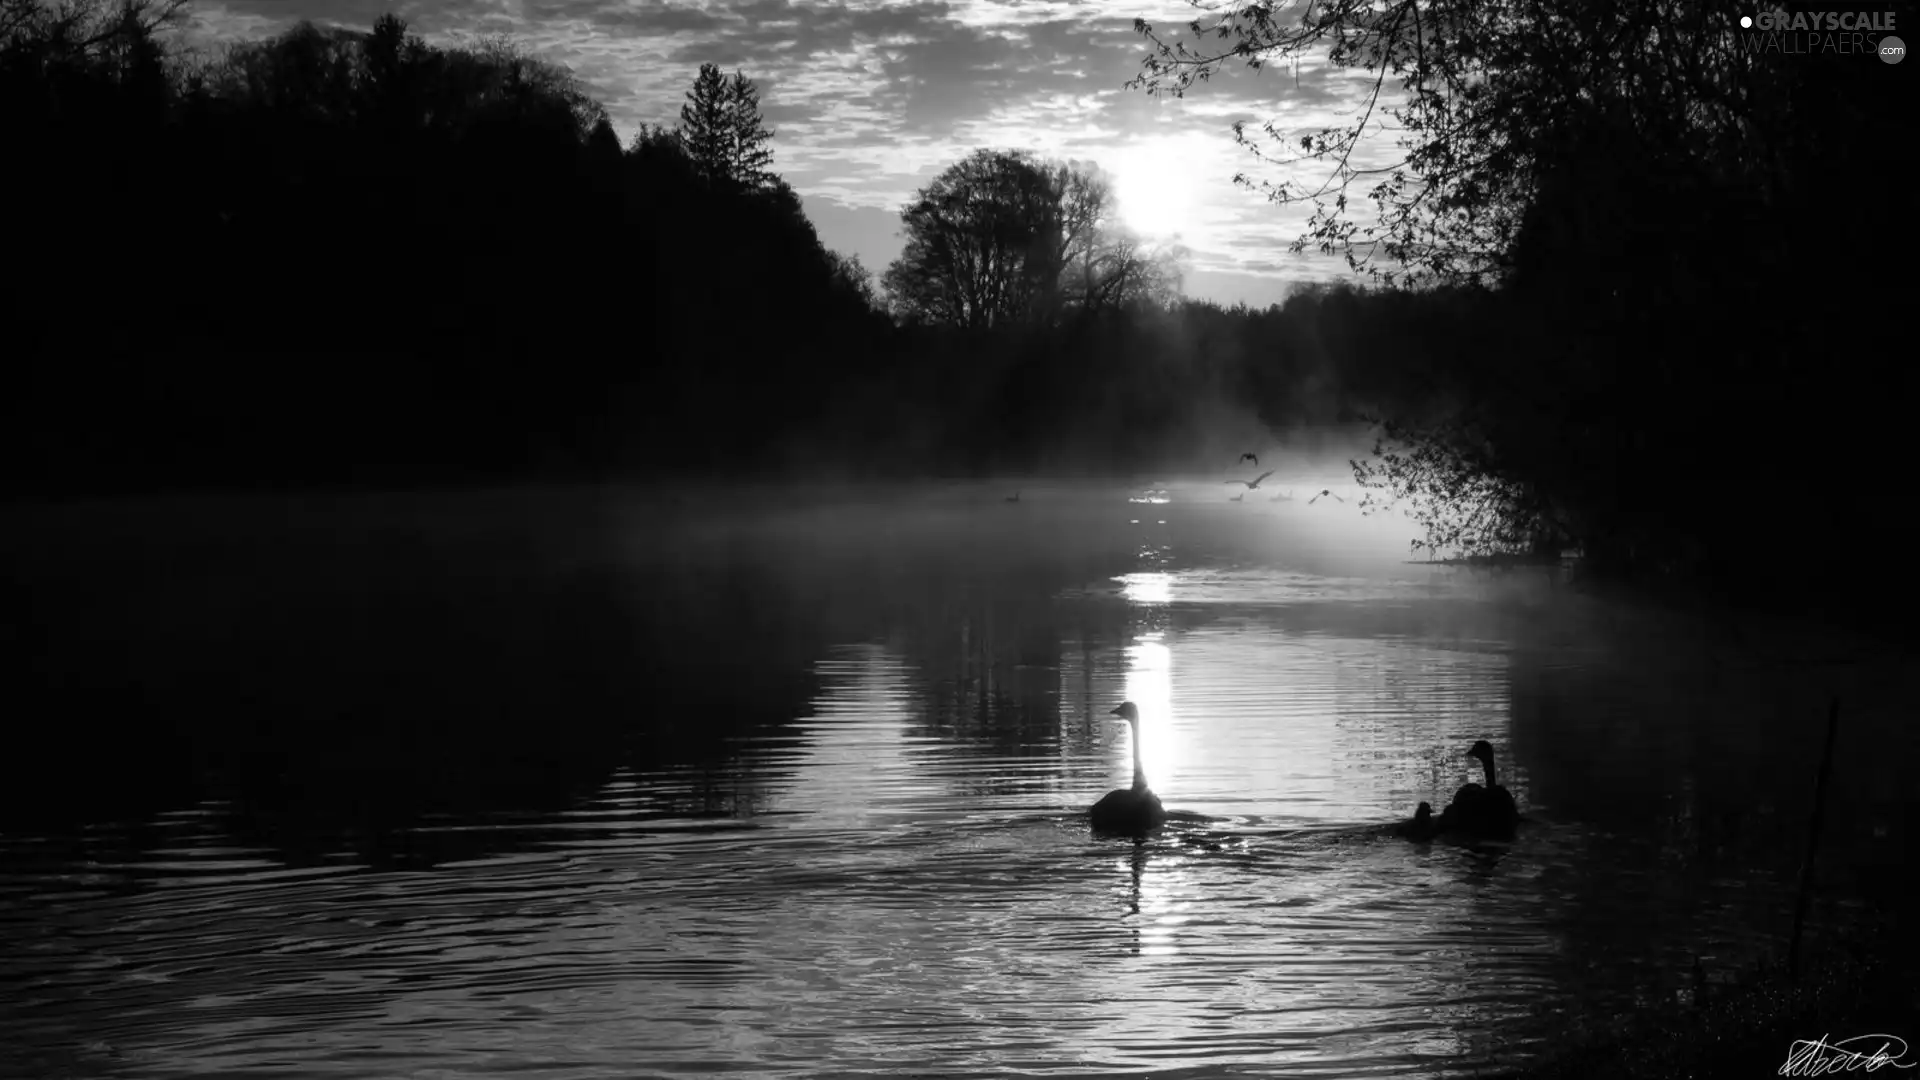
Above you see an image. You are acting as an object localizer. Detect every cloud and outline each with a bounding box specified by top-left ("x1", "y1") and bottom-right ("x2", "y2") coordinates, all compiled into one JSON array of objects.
[{"x1": 182, "y1": 0, "x2": 1387, "y2": 296}]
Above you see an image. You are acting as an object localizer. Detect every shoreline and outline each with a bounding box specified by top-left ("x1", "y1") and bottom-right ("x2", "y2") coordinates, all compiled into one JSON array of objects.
[{"x1": 1481, "y1": 937, "x2": 1916, "y2": 1079}]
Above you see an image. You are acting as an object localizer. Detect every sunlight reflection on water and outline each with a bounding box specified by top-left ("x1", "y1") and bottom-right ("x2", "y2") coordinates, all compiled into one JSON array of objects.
[
  {"x1": 1, "y1": 481, "x2": 1911, "y2": 1079},
  {"x1": 1123, "y1": 635, "x2": 1177, "y2": 789}
]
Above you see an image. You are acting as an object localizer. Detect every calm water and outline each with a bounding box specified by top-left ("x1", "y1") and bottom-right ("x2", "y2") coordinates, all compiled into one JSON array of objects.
[{"x1": 3, "y1": 479, "x2": 1913, "y2": 1079}]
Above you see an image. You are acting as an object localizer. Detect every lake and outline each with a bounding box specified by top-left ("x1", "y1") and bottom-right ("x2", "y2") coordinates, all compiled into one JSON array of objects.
[{"x1": 2, "y1": 478, "x2": 1912, "y2": 1079}]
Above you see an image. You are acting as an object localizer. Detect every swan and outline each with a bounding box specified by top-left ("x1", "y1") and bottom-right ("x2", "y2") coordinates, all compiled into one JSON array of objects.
[
  {"x1": 1435, "y1": 740, "x2": 1519, "y2": 836},
  {"x1": 1225, "y1": 469, "x2": 1276, "y2": 491},
  {"x1": 1089, "y1": 702, "x2": 1167, "y2": 835},
  {"x1": 1240, "y1": 453, "x2": 1259, "y2": 466},
  {"x1": 1228, "y1": 493, "x2": 1244, "y2": 502},
  {"x1": 1269, "y1": 488, "x2": 1294, "y2": 502},
  {"x1": 1307, "y1": 489, "x2": 1345, "y2": 505},
  {"x1": 1005, "y1": 491, "x2": 1020, "y2": 502}
]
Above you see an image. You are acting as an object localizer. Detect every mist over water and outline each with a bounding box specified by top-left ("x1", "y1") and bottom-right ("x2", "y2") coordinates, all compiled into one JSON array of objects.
[{"x1": 2, "y1": 480, "x2": 1910, "y2": 1078}]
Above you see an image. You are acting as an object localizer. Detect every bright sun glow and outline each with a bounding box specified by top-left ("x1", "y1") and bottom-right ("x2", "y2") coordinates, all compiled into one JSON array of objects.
[
  {"x1": 1118, "y1": 571, "x2": 1173, "y2": 605},
  {"x1": 1112, "y1": 141, "x2": 1199, "y2": 238},
  {"x1": 1123, "y1": 634, "x2": 1180, "y2": 788}
]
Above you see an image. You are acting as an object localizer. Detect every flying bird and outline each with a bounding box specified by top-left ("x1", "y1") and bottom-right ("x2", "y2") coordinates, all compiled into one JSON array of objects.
[
  {"x1": 1239, "y1": 453, "x2": 1259, "y2": 466},
  {"x1": 1307, "y1": 489, "x2": 1345, "y2": 505},
  {"x1": 1225, "y1": 469, "x2": 1276, "y2": 491}
]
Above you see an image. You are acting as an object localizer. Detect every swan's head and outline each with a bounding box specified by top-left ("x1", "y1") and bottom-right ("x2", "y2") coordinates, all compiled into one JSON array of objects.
[
  {"x1": 1467, "y1": 740, "x2": 1495, "y2": 764},
  {"x1": 1110, "y1": 702, "x2": 1141, "y2": 724},
  {"x1": 1415, "y1": 801, "x2": 1433, "y2": 819}
]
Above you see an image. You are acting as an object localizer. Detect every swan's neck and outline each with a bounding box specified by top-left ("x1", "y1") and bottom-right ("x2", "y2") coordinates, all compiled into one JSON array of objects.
[
  {"x1": 1128, "y1": 719, "x2": 1148, "y2": 791},
  {"x1": 1479, "y1": 755, "x2": 1497, "y2": 789}
]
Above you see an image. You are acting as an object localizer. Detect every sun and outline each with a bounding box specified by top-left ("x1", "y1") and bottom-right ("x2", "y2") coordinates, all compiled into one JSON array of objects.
[{"x1": 1112, "y1": 141, "x2": 1199, "y2": 238}]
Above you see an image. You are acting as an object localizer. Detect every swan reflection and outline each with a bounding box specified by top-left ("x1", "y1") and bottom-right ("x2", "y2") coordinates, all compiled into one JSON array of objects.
[{"x1": 1116, "y1": 840, "x2": 1190, "y2": 959}]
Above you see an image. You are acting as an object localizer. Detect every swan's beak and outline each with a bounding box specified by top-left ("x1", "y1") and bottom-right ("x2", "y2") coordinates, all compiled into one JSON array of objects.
[{"x1": 1109, "y1": 706, "x2": 1126, "y2": 716}]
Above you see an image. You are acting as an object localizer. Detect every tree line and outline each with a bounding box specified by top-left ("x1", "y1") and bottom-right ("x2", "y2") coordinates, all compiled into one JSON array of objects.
[
  {"x1": 1130, "y1": 0, "x2": 1913, "y2": 620},
  {"x1": 0, "y1": 0, "x2": 1429, "y2": 498},
  {"x1": 10, "y1": 0, "x2": 1912, "y2": 634},
  {"x1": 3, "y1": 2, "x2": 894, "y2": 490},
  {"x1": 884, "y1": 148, "x2": 1183, "y2": 329}
]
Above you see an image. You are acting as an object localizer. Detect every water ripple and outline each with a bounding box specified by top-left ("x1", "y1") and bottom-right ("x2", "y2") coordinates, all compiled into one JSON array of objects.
[{"x1": 2, "y1": 487, "x2": 1910, "y2": 1079}]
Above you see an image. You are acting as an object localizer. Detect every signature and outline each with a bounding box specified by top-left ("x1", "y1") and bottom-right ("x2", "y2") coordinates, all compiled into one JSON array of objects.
[{"x1": 1780, "y1": 1034, "x2": 1915, "y2": 1075}]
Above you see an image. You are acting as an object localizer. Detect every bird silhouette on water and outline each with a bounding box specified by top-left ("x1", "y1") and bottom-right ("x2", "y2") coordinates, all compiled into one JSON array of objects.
[
  {"x1": 1420, "y1": 734, "x2": 1520, "y2": 837},
  {"x1": 1089, "y1": 702, "x2": 1167, "y2": 837},
  {"x1": 1395, "y1": 802, "x2": 1439, "y2": 841}
]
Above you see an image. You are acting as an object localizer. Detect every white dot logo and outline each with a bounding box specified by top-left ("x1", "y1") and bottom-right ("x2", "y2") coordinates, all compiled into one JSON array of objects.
[{"x1": 1740, "y1": 15, "x2": 1753, "y2": 27}]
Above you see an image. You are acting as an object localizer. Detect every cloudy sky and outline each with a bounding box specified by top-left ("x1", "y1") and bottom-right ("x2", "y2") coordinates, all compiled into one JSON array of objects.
[{"x1": 186, "y1": 0, "x2": 1386, "y2": 308}]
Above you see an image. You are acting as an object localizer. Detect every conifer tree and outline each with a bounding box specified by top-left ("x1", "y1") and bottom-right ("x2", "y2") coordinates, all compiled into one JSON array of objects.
[{"x1": 677, "y1": 63, "x2": 775, "y2": 191}]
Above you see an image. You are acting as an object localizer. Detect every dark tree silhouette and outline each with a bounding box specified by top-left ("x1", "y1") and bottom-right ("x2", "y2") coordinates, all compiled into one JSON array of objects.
[
  {"x1": 0, "y1": 3, "x2": 1412, "y2": 500},
  {"x1": 12, "y1": 0, "x2": 1900, "y2": 643},
  {"x1": 0, "y1": 7, "x2": 894, "y2": 495},
  {"x1": 677, "y1": 62, "x2": 775, "y2": 191},
  {"x1": 1128, "y1": 0, "x2": 1803, "y2": 287},
  {"x1": 883, "y1": 149, "x2": 1179, "y2": 329},
  {"x1": 884, "y1": 149, "x2": 1059, "y2": 329},
  {"x1": 1129, "y1": 0, "x2": 1914, "y2": 625},
  {"x1": 825, "y1": 251, "x2": 881, "y2": 312}
]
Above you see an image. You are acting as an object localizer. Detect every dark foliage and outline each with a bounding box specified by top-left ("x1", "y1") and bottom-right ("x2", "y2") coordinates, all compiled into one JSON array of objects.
[
  {"x1": 883, "y1": 149, "x2": 1180, "y2": 330},
  {"x1": 0, "y1": 4, "x2": 887, "y2": 494},
  {"x1": 1131, "y1": 0, "x2": 1915, "y2": 626},
  {"x1": 0, "y1": 2, "x2": 1416, "y2": 497},
  {"x1": 677, "y1": 61, "x2": 776, "y2": 192},
  {"x1": 10, "y1": 0, "x2": 1912, "y2": 637}
]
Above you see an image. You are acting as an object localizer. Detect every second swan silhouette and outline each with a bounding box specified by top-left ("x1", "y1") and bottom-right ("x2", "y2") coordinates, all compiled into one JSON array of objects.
[{"x1": 1433, "y1": 740, "x2": 1520, "y2": 838}]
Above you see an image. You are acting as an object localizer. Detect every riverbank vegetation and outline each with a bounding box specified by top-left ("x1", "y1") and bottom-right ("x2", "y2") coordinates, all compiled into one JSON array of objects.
[
  {"x1": 1128, "y1": 0, "x2": 1910, "y2": 623},
  {"x1": 4, "y1": 0, "x2": 1382, "y2": 497},
  {"x1": 1490, "y1": 938, "x2": 1916, "y2": 1080},
  {"x1": 5, "y1": 0, "x2": 1910, "y2": 630}
]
